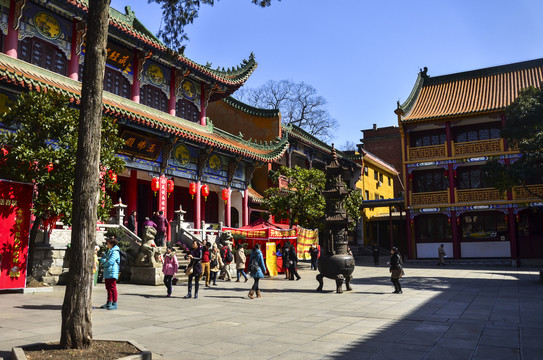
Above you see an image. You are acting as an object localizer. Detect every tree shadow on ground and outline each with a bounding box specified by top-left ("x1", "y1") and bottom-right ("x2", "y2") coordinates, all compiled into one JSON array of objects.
[{"x1": 15, "y1": 304, "x2": 62, "y2": 310}]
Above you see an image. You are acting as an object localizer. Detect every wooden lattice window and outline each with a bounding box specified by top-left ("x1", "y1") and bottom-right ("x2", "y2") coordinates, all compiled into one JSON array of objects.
[
  {"x1": 413, "y1": 169, "x2": 447, "y2": 192},
  {"x1": 104, "y1": 67, "x2": 131, "y2": 99},
  {"x1": 18, "y1": 37, "x2": 67, "y2": 76},
  {"x1": 411, "y1": 130, "x2": 446, "y2": 147},
  {"x1": 455, "y1": 123, "x2": 501, "y2": 143},
  {"x1": 140, "y1": 84, "x2": 168, "y2": 112},
  {"x1": 457, "y1": 166, "x2": 487, "y2": 190},
  {"x1": 176, "y1": 98, "x2": 199, "y2": 123}
]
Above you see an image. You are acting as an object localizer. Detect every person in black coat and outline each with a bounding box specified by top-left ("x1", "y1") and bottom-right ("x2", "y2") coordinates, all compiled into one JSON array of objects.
[
  {"x1": 184, "y1": 240, "x2": 203, "y2": 299},
  {"x1": 288, "y1": 244, "x2": 301, "y2": 280},
  {"x1": 389, "y1": 247, "x2": 403, "y2": 294},
  {"x1": 127, "y1": 210, "x2": 137, "y2": 234}
]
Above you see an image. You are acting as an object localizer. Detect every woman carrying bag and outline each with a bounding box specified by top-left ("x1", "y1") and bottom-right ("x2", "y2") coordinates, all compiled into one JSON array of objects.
[
  {"x1": 248, "y1": 243, "x2": 266, "y2": 299},
  {"x1": 389, "y1": 247, "x2": 403, "y2": 294}
]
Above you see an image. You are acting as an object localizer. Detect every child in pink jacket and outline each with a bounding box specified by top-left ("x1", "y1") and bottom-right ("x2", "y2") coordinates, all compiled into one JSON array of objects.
[{"x1": 162, "y1": 247, "x2": 179, "y2": 297}]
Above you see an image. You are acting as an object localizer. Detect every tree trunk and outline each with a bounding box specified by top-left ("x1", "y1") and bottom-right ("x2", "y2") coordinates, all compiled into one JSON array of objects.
[
  {"x1": 60, "y1": 0, "x2": 110, "y2": 349},
  {"x1": 26, "y1": 217, "x2": 42, "y2": 278}
]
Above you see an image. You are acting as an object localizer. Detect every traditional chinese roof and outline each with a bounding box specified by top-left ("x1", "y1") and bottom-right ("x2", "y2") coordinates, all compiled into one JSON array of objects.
[
  {"x1": 282, "y1": 124, "x2": 335, "y2": 155},
  {"x1": 247, "y1": 187, "x2": 264, "y2": 204},
  {"x1": 223, "y1": 97, "x2": 280, "y2": 118},
  {"x1": 397, "y1": 58, "x2": 543, "y2": 123},
  {"x1": 0, "y1": 53, "x2": 288, "y2": 162},
  {"x1": 60, "y1": 1, "x2": 257, "y2": 90}
]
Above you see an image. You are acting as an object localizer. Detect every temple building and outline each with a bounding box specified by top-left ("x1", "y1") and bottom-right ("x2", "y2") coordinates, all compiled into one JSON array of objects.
[
  {"x1": 0, "y1": 0, "x2": 289, "y2": 239},
  {"x1": 396, "y1": 59, "x2": 543, "y2": 261}
]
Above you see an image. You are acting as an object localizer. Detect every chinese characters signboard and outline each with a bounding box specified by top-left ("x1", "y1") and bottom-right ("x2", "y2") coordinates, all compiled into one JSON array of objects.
[
  {"x1": 119, "y1": 130, "x2": 162, "y2": 161},
  {"x1": 158, "y1": 175, "x2": 167, "y2": 213},
  {"x1": 0, "y1": 180, "x2": 34, "y2": 290}
]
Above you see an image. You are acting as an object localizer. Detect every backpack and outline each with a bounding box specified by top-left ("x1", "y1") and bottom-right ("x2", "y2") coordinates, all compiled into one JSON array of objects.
[
  {"x1": 222, "y1": 246, "x2": 234, "y2": 263},
  {"x1": 249, "y1": 257, "x2": 259, "y2": 274},
  {"x1": 118, "y1": 249, "x2": 127, "y2": 272},
  {"x1": 210, "y1": 254, "x2": 218, "y2": 268}
]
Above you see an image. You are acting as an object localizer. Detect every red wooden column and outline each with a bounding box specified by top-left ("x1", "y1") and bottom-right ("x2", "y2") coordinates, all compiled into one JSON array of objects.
[
  {"x1": 127, "y1": 169, "x2": 138, "y2": 213},
  {"x1": 242, "y1": 188, "x2": 249, "y2": 226},
  {"x1": 168, "y1": 69, "x2": 176, "y2": 116},
  {"x1": 225, "y1": 187, "x2": 231, "y2": 227},
  {"x1": 131, "y1": 50, "x2": 141, "y2": 103},
  {"x1": 200, "y1": 188, "x2": 206, "y2": 225},
  {"x1": 68, "y1": 19, "x2": 79, "y2": 80},
  {"x1": 199, "y1": 83, "x2": 206, "y2": 126},
  {"x1": 5, "y1": 0, "x2": 19, "y2": 58},
  {"x1": 194, "y1": 181, "x2": 201, "y2": 229}
]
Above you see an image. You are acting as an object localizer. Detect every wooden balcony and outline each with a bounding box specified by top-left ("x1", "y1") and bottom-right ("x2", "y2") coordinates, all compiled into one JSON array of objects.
[
  {"x1": 408, "y1": 144, "x2": 447, "y2": 161},
  {"x1": 512, "y1": 185, "x2": 543, "y2": 201},
  {"x1": 452, "y1": 139, "x2": 503, "y2": 157},
  {"x1": 456, "y1": 188, "x2": 506, "y2": 203},
  {"x1": 411, "y1": 190, "x2": 449, "y2": 206}
]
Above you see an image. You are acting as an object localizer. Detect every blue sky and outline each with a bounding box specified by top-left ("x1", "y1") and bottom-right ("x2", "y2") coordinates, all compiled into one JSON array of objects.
[{"x1": 110, "y1": 0, "x2": 543, "y2": 147}]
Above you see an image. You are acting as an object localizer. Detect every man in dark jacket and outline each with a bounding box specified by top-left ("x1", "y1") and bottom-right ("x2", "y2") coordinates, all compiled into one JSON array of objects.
[
  {"x1": 127, "y1": 210, "x2": 137, "y2": 234},
  {"x1": 154, "y1": 210, "x2": 168, "y2": 247}
]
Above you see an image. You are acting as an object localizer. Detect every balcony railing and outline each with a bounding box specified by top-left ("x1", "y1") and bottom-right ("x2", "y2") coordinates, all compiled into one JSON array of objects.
[
  {"x1": 452, "y1": 139, "x2": 503, "y2": 157},
  {"x1": 456, "y1": 188, "x2": 506, "y2": 203},
  {"x1": 512, "y1": 185, "x2": 543, "y2": 201},
  {"x1": 408, "y1": 144, "x2": 447, "y2": 161},
  {"x1": 411, "y1": 190, "x2": 449, "y2": 206}
]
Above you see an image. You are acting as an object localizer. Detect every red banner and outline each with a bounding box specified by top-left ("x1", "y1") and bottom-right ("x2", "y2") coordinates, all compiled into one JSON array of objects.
[
  {"x1": 158, "y1": 175, "x2": 167, "y2": 214},
  {"x1": 0, "y1": 180, "x2": 34, "y2": 290}
]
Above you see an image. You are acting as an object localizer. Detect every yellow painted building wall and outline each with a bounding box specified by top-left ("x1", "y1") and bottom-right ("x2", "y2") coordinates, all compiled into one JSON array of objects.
[{"x1": 355, "y1": 159, "x2": 396, "y2": 245}]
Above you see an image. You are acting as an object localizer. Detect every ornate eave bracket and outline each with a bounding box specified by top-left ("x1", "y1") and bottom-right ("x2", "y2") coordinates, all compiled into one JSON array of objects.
[
  {"x1": 197, "y1": 146, "x2": 213, "y2": 179},
  {"x1": 13, "y1": 0, "x2": 27, "y2": 31},
  {"x1": 136, "y1": 50, "x2": 152, "y2": 82},
  {"x1": 75, "y1": 20, "x2": 86, "y2": 56}
]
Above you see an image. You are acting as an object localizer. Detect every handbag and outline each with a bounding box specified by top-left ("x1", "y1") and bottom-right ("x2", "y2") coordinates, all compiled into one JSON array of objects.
[{"x1": 184, "y1": 266, "x2": 193, "y2": 276}]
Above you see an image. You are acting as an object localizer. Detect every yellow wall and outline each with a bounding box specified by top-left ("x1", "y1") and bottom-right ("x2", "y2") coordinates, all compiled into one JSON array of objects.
[{"x1": 355, "y1": 159, "x2": 396, "y2": 244}]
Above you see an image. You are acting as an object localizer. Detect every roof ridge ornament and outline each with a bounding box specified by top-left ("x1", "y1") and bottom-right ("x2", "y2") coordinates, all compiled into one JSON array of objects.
[{"x1": 420, "y1": 66, "x2": 429, "y2": 79}]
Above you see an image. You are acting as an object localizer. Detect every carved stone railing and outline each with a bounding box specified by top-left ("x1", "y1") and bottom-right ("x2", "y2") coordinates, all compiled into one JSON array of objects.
[
  {"x1": 512, "y1": 185, "x2": 543, "y2": 200},
  {"x1": 408, "y1": 144, "x2": 447, "y2": 161},
  {"x1": 456, "y1": 188, "x2": 506, "y2": 203},
  {"x1": 453, "y1": 139, "x2": 503, "y2": 157},
  {"x1": 411, "y1": 190, "x2": 449, "y2": 206}
]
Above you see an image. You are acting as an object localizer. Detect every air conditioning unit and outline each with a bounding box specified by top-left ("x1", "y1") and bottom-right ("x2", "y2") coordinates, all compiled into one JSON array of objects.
[{"x1": 377, "y1": 181, "x2": 382, "y2": 187}]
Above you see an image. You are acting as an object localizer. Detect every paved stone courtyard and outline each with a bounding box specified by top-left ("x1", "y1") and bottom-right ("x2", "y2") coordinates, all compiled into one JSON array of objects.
[{"x1": 1, "y1": 257, "x2": 542, "y2": 360}]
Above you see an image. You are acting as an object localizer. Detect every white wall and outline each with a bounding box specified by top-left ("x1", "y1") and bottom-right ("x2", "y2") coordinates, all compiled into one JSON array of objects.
[
  {"x1": 416, "y1": 242, "x2": 453, "y2": 258},
  {"x1": 461, "y1": 241, "x2": 511, "y2": 258}
]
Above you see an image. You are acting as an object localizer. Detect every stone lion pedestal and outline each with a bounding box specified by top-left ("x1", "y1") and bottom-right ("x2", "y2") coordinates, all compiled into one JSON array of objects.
[{"x1": 130, "y1": 225, "x2": 164, "y2": 285}]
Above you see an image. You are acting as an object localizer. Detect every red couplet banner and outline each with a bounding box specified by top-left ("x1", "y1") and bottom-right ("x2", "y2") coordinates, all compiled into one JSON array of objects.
[{"x1": 0, "y1": 180, "x2": 34, "y2": 290}]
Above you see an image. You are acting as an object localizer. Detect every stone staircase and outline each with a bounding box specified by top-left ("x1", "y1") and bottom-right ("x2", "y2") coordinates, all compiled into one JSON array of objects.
[{"x1": 172, "y1": 248, "x2": 191, "y2": 284}]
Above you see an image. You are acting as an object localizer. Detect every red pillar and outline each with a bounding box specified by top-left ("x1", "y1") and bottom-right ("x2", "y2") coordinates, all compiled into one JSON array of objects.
[
  {"x1": 200, "y1": 189, "x2": 206, "y2": 225},
  {"x1": 451, "y1": 211, "x2": 461, "y2": 259},
  {"x1": 167, "y1": 179, "x2": 174, "y2": 243},
  {"x1": 406, "y1": 209, "x2": 413, "y2": 259},
  {"x1": 225, "y1": 187, "x2": 231, "y2": 227},
  {"x1": 199, "y1": 83, "x2": 206, "y2": 126},
  {"x1": 127, "y1": 169, "x2": 138, "y2": 212},
  {"x1": 242, "y1": 188, "x2": 249, "y2": 226},
  {"x1": 508, "y1": 212, "x2": 517, "y2": 259},
  {"x1": 68, "y1": 19, "x2": 79, "y2": 80},
  {"x1": 194, "y1": 181, "x2": 201, "y2": 229},
  {"x1": 168, "y1": 69, "x2": 176, "y2": 116},
  {"x1": 5, "y1": 0, "x2": 18, "y2": 58},
  {"x1": 131, "y1": 50, "x2": 141, "y2": 103}
]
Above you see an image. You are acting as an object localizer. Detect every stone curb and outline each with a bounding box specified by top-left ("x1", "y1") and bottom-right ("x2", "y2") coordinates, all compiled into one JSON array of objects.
[
  {"x1": 22, "y1": 286, "x2": 54, "y2": 294},
  {"x1": 12, "y1": 340, "x2": 152, "y2": 359}
]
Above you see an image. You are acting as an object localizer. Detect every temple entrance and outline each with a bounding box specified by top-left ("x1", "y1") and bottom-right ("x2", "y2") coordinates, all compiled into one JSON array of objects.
[
  {"x1": 231, "y1": 208, "x2": 240, "y2": 228},
  {"x1": 518, "y1": 208, "x2": 543, "y2": 259}
]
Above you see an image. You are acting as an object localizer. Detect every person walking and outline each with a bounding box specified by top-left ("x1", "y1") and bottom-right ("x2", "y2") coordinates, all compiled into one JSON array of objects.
[
  {"x1": 162, "y1": 246, "x2": 178, "y2": 297},
  {"x1": 209, "y1": 243, "x2": 222, "y2": 286},
  {"x1": 154, "y1": 210, "x2": 168, "y2": 247},
  {"x1": 248, "y1": 243, "x2": 266, "y2": 299},
  {"x1": 437, "y1": 244, "x2": 446, "y2": 266},
  {"x1": 220, "y1": 242, "x2": 233, "y2": 281},
  {"x1": 142, "y1": 216, "x2": 157, "y2": 229},
  {"x1": 289, "y1": 244, "x2": 301, "y2": 280},
  {"x1": 202, "y1": 241, "x2": 211, "y2": 287},
  {"x1": 282, "y1": 243, "x2": 290, "y2": 279},
  {"x1": 389, "y1": 247, "x2": 403, "y2": 294},
  {"x1": 309, "y1": 244, "x2": 319, "y2": 270},
  {"x1": 372, "y1": 242, "x2": 380, "y2": 265},
  {"x1": 184, "y1": 240, "x2": 203, "y2": 299},
  {"x1": 127, "y1": 210, "x2": 137, "y2": 234},
  {"x1": 235, "y1": 243, "x2": 248, "y2": 282},
  {"x1": 99, "y1": 237, "x2": 120, "y2": 310}
]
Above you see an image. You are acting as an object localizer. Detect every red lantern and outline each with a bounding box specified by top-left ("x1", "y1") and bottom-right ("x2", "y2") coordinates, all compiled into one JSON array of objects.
[
  {"x1": 221, "y1": 188, "x2": 229, "y2": 204},
  {"x1": 1, "y1": 147, "x2": 8, "y2": 157},
  {"x1": 201, "y1": 184, "x2": 209, "y2": 201},
  {"x1": 46, "y1": 163, "x2": 54, "y2": 173},
  {"x1": 189, "y1": 182, "x2": 197, "y2": 199},
  {"x1": 108, "y1": 170, "x2": 117, "y2": 183},
  {"x1": 167, "y1": 179, "x2": 174, "y2": 197},
  {"x1": 151, "y1": 177, "x2": 160, "y2": 194}
]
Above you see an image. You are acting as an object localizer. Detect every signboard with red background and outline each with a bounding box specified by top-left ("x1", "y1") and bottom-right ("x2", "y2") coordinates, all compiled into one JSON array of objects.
[{"x1": 0, "y1": 180, "x2": 34, "y2": 290}]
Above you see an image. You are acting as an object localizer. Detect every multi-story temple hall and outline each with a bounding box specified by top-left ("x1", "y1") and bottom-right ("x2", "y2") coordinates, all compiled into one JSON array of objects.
[
  {"x1": 396, "y1": 59, "x2": 543, "y2": 262},
  {"x1": 0, "y1": 0, "x2": 290, "y2": 238}
]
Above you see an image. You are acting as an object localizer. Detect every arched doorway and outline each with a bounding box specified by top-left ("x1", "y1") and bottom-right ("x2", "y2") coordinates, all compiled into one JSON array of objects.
[{"x1": 231, "y1": 208, "x2": 240, "y2": 228}]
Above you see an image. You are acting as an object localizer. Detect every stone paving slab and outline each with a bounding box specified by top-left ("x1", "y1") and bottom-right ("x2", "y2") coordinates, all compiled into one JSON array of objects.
[{"x1": 1, "y1": 259, "x2": 542, "y2": 360}]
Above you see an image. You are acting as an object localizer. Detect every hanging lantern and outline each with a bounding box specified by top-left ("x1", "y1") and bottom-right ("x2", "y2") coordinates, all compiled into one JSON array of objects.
[
  {"x1": 167, "y1": 179, "x2": 174, "y2": 197},
  {"x1": 221, "y1": 188, "x2": 230, "y2": 204},
  {"x1": 151, "y1": 177, "x2": 160, "y2": 195},
  {"x1": 1, "y1": 146, "x2": 8, "y2": 157},
  {"x1": 201, "y1": 184, "x2": 209, "y2": 201},
  {"x1": 108, "y1": 170, "x2": 117, "y2": 183},
  {"x1": 46, "y1": 163, "x2": 54, "y2": 173},
  {"x1": 189, "y1": 182, "x2": 197, "y2": 199}
]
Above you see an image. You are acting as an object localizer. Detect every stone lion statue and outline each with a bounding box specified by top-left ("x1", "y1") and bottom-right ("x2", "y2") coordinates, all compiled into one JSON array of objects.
[{"x1": 134, "y1": 226, "x2": 162, "y2": 268}]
